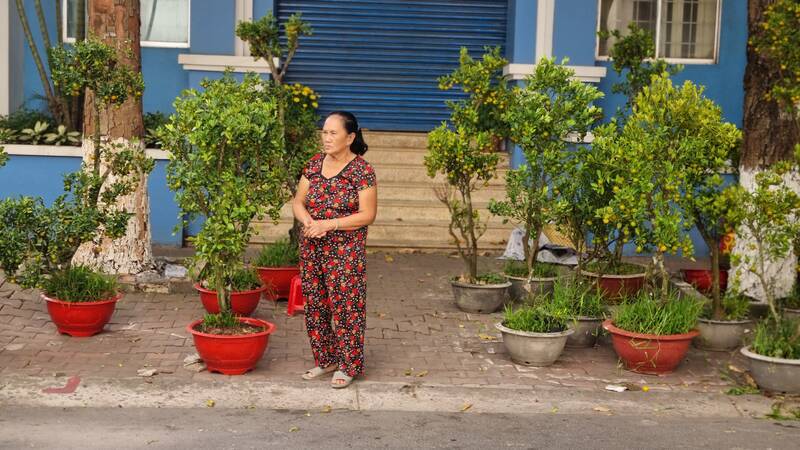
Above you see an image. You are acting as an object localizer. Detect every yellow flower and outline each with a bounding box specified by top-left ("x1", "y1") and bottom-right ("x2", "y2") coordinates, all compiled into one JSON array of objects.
[
  {"x1": 293, "y1": 97, "x2": 300, "y2": 102},
  {"x1": 312, "y1": 102, "x2": 318, "y2": 108}
]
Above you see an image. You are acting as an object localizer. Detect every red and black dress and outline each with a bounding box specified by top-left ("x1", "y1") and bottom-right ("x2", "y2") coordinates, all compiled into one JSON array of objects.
[{"x1": 300, "y1": 153, "x2": 376, "y2": 377}]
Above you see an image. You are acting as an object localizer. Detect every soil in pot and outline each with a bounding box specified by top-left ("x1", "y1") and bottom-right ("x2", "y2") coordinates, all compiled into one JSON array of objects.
[
  {"x1": 188, "y1": 317, "x2": 276, "y2": 375},
  {"x1": 43, "y1": 293, "x2": 122, "y2": 337},
  {"x1": 451, "y1": 277, "x2": 511, "y2": 314},
  {"x1": 603, "y1": 320, "x2": 699, "y2": 374},
  {"x1": 195, "y1": 284, "x2": 267, "y2": 316}
]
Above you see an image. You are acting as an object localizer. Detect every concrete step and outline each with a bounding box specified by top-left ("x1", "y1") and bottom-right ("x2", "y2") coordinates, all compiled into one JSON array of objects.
[
  {"x1": 252, "y1": 218, "x2": 513, "y2": 250},
  {"x1": 376, "y1": 181, "x2": 507, "y2": 203},
  {"x1": 363, "y1": 147, "x2": 510, "y2": 166},
  {"x1": 372, "y1": 163, "x2": 508, "y2": 184},
  {"x1": 274, "y1": 199, "x2": 505, "y2": 223},
  {"x1": 362, "y1": 131, "x2": 429, "y2": 149}
]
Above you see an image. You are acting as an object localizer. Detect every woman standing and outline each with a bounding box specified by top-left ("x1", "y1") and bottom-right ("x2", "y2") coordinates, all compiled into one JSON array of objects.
[{"x1": 293, "y1": 111, "x2": 377, "y2": 388}]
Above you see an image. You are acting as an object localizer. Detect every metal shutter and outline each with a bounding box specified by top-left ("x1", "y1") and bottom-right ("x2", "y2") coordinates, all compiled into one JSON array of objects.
[{"x1": 277, "y1": 0, "x2": 508, "y2": 131}]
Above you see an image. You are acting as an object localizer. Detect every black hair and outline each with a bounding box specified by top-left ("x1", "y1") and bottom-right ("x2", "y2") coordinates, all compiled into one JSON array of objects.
[{"x1": 327, "y1": 110, "x2": 368, "y2": 156}]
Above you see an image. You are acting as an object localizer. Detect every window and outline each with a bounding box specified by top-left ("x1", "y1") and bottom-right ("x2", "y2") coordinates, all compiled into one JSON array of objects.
[
  {"x1": 64, "y1": 0, "x2": 190, "y2": 48},
  {"x1": 597, "y1": 0, "x2": 720, "y2": 62}
]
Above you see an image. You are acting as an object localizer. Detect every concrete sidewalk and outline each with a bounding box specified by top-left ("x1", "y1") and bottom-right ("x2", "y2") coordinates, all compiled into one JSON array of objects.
[{"x1": 0, "y1": 252, "x2": 793, "y2": 418}]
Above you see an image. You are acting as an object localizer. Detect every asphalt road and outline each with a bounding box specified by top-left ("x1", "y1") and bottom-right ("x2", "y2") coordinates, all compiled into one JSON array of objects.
[{"x1": 1, "y1": 406, "x2": 799, "y2": 449}]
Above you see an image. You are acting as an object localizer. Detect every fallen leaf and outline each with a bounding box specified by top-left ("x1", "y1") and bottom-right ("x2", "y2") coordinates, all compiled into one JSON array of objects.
[
  {"x1": 728, "y1": 364, "x2": 745, "y2": 374},
  {"x1": 378, "y1": 313, "x2": 387, "y2": 319},
  {"x1": 744, "y1": 373, "x2": 758, "y2": 389},
  {"x1": 289, "y1": 426, "x2": 299, "y2": 432},
  {"x1": 206, "y1": 399, "x2": 215, "y2": 408},
  {"x1": 384, "y1": 255, "x2": 394, "y2": 263},
  {"x1": 460, "y1": 403, "x2": 472, "y2": 412},
  {"x1": 404, "y1": 369, "x2": 413, "y2": 376},
  {"x1": 458, "y1": 324, "x2": 465, "y2": 328},
  {"x1": 137, "y1": 368, "x2": 158, "y2": 377},
  {"x1": 478, "y1": 333, "x2": 497, "y2": 341},
  {"x1": 416, "y1": 370, "x2": 429, "y2": 378},
  {"x1": 129, "y1": 337, "x2": 141, "y2": 343},
  {"x1": 593, "y1": 406, "x2": 611, "y2": 413},
  {"x1": 551, "y1": 407, "x2": 559, "y2": 413},
  {"x1": 321, "y1": 405, "x2": 332, "y2": 413}
]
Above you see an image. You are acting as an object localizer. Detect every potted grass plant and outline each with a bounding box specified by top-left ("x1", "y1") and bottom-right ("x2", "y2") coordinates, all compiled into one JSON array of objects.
[
  {"x1": 496, "y1": 299, "x2": 574, "y2": 366},
  {"x1": 694, "y1": 291, "x2": 752, "y2": 351},
  {"x1": 781, "y1": 283, "x2": 800, "y2": 320},
  {"x1": 255, "y1": 238, "x2": 300, "y2": 300},
  {"x1": 195, "y1": 267, "x2": 267, "y2": 317},
  {"x1": 548, "y1": 276, "x2": 606, "y2": 348},
  {"x1": 425, "y1": 47, "x2": 511, "y2": 314},
  {"x1": 161, "y1": 72, "x2": 286, "y2": 375},
  {"x1": 0, "y1": 39, "x2": 151, "y2": 337},
  {"x1": 501, "y1": 260, "x2": 559, "y2": 302},
  {"x1": 489, "y1": 58, "x2": 602, "y2": 302},
  {"x1": 603, "y1": 291, "x2": 703, "y2": 374}
]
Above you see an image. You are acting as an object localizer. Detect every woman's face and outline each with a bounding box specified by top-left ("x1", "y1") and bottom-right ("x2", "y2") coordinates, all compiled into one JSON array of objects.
[{"x1": 322, "y1": 115, "x2": 355, "y2": 156}]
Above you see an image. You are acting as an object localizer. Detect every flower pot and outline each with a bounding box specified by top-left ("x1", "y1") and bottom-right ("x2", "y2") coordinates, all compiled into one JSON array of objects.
[
  {"x1": 694, "y1": 318, "x2": 752, "y2": 351},
  {"x1": 783, "y1": 308, "x2": 800, "y2": 320},
  {"x1": 566, "y1": 317, "x2": 603, "y2": 348},
  {"x1": 740, "y1": 346, "x2": 800, "y2": 394},
  {"x1": 581, "y1": 270, "x2": 647, "y2": 300},
  {"x1": 682, "y1": 269, "x2": 728, "y2": 294},
  {"x1": 451, "y1": 280, "x2": 511, "y2": 314},
  {"x1": 256, "y1": 266, "x2": 300, "y2": 300},
  {"x1": 506, "y1": 275, "x2": 557, "y2": 302},
  {"x1": 188, "y1": 317, "x2": 276, "y2": 375},
  {"x1": 195, "y1": 284, "x2": 267, "y2": 317},
  {"x1": 495, "y1": 322, "x2": 574, "y2": 366},
  {"x1": 43, "y1": 293, "x2": 122, "y2": 337},
  {"x1": 602, "y1": 319, "x2": 699, "y2": 375}
]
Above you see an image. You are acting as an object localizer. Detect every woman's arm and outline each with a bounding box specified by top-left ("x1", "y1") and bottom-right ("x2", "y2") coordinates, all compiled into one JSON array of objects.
[
  {"x1": 292, "y1": 176, "x2": 314, "y2": 226},
  {"x1": 303, "y1": 185, "x2": 377, "y2": 237}
]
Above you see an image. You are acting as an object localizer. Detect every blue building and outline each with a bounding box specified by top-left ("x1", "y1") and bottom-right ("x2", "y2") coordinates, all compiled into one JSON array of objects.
[{"x1": 0, "y1": 0, "x2": 746, "y2": 253}]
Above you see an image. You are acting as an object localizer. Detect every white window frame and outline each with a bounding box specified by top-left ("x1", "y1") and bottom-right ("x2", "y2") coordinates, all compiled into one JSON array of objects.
[
  {"x1": 595, "y1": 0, "x2": 721, "y2": 65},
  {"x1": 62, "y1": 0, "x2": 191, "y2": 49}
]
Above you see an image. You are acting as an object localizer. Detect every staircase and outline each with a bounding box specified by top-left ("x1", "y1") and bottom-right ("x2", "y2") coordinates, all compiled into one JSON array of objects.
[{"x1": 251, "y1": 131, "x2": 514, "y2": 250}]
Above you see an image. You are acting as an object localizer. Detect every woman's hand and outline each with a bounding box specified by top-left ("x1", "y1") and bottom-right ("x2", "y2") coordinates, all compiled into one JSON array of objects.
[{"x1": 303, "y1": 219, "x2": 333, "y2": 239}]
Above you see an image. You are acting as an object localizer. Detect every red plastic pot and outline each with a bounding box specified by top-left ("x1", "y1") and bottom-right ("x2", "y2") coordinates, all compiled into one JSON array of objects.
[
  {"x1": 603, "y1": 319, "x2": 699, "y2": 375},
  {"x1": 581, "y1": 270, "x2": 647, "y2": 300},
  {"x1": 682, "y1": 269, "x2": 728, "y2": 294},
  {"x1": 195, "y1": 284, "x2": 266, "y2": 317},
  {"x1": 43, "y1": 293, "x2": 122, "y2": 337},
  {"x1": 256, "y1": 266, "x2": 300, "y2": 300},
  {"x1": 187, "y1": 317, "x2": 276, "y2": 375}
]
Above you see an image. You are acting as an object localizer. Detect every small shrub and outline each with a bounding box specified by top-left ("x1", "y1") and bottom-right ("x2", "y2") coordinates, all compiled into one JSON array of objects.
[
  {"x1": 143, "y1": 111, "x2": 169, "y2": 148},
  {"x1": 613, "y1": 291, "x2": 703, "y2": 335},
  {"x1": 229, "y1": 267, "x2": 262, "y2": 292},
  {"x1": 703, "y1": 292, "x2": 751, "y2": 321},
  {"x1": 502, "y1": 303, "x2": 568, "y2": 334},
  {"x1": 41, "y1": 266, "x2": 117, "y2": 302},
  {"x1": 0, "y1": 108, "x2": 55, "y2": 132},
  {"x1": 584, "y1": 260, "x2": 645, "y2": 276},
  {"x1": 255, "y1": 239, "x2": 299, "y2": 268},
  {"x1": 751, "y1": 317, "x2": 800, "y2": 359},
  {"x1": 197, "y1": 311, "x2": 264, "y2": 335},
  {"x1": 475, "y1": 272, "x2": 507, "y2": 285},
  {"x1": 552, "y1": 276, "x2": 605, "y2": 319}
]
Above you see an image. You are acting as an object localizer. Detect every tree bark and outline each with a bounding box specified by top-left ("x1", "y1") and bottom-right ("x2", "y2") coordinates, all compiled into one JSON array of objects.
[
  {"x1": 733, "y1": 0, "x2": 800, "y2": 301},
  {"x1": 72, "y1": 0, "x2": 153, "y2": 275}
]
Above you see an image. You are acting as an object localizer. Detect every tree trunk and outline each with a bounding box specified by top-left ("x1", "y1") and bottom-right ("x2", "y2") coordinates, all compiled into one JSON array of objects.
[
  {"x1": 72, "y1": 0, "x2": 153, "y2": 275},
  {"x1": 732, "y1": 0, "x2": 800, "y2": 301}
]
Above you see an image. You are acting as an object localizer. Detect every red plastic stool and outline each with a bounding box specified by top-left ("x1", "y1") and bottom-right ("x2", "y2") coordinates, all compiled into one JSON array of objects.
[{"x1": 286, "y1": 275, "x2": 306, "y2": 316}]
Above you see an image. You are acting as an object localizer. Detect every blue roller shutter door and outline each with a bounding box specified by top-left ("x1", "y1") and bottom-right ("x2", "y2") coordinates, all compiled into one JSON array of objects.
[{"x1": 277, "y1": 0, "x2": 508, "y2": 131}]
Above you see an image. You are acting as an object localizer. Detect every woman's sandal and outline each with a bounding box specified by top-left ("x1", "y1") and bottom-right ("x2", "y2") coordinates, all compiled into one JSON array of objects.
[
  {"x1": 331, "y1": 370, "x2": 354, "y2": 389},
  {"x1": 301, "y1": 365, "x2": 337, "y2": 380}
]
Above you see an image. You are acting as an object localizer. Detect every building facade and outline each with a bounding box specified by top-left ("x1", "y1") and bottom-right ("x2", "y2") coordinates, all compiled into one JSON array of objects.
[{"x1": 0, "y1": 0, "x2": 747, "y2": 253}]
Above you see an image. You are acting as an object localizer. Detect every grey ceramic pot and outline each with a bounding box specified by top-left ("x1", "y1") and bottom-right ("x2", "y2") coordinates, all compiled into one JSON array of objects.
[
  {"x1": 451, "y1": 280, "x2": 511, "y2": 314},
  {"x1": 783, "y1": 308, "x2": 800, "y2": 320},
  {"x1": 506, "y1": 275, "x2": 557, "y2": 302},
  {"x1": 496, "y1": 322, "x2": 574, "y2": 366},
  {"x1": 741, "y1": 346, "x2": 800, "y2": 394},
  {"x1": 566, "y1": 317, "x2": 603, "y2": 348},
  {"x1": 694, "y1": 318, "x2": 752, "y2": 351}
]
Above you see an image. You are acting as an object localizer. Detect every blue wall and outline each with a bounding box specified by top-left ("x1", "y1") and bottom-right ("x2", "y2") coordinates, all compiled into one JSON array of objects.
[
  {"x1": 552, "y1": 0, "x2": 599, "y2": 66},
  {"x1": 0, "y1": 155, "x2": 181, "y2": 246}
]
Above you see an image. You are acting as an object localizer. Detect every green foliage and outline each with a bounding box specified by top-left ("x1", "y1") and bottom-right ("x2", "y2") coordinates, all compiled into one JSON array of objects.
[
  {"x1": 0, "y1": 110, "x2": 78, "y2": 145},
  {"x1": 43, "y1": 124, "x2": 80, "y2": 146},
  {"x1": 41, "y1": 265, "x2": 117, "y2": 302},
  {"x1": 0, "y1": 108, "x2": 55, "y2": 131},
  {"x1": 426, "y1": 48, "x2": 509, "y2": 282},
  {"x1": 502, "y1": 260, "x2": 558, "y2": 279},
  {"x1": 255, "y1": 238, "x2": 299, "y2": 268},
  {"x1": 438, "y1": 46, "x2": 511, "y2": 140},
  {"x1": 594, "y1": 74, "x2": 741, "y2": 297},
  {"x1": 229, "y1": 267, "x2": 262, "y2": 292},
  {"x1": 143, "y1": 111, "x2": 169, "y2": 148},
  {"x1": 162, "y1": 72, "x2": 287, "y2": 314},
  {"x1": 751, "y1": 317, "x2": 800, "y2": 359},
  {"x1": 490, "y1": 58, "x2": 603, "y2": 277},
  {"x1": 0, "y1": 146, "x2": 7, "y2": 167},
  {"x1": 235, "y1": 12, "x2": 312, "y2": 85},
  {"x1": 199, "y1": 311, "x2": 240, "y2": 331},
  {"x1": 750, "y1": 0, "x2": 800, "y2": 115},
  {"x1": 613, "y1": 291, "x2": 703, "y2": 335},
  {"x1": 725, "y1": 156, "x2": 800, "y2": 319},
  {"x1": 702, "y1": 292, "x2": 751, "y2": 321},
  {"x1": 551, "y1": 276, "x2": 605, "y2": 319},
  {"x1": 282, "y1": 82, "x2": 321, "y2": 195},
  {"x1": 765, "y1": 402, "x2": 800, "y2": 421},
  {"x1": 502, "y1": 301, "x2": 570, "y2": 334},
  {"x1": 781, "y1": 283, "x2": 800, "y2": 309},
  {"x1": 598, "y1": 24, "x2": 682, "y2": 111},
  {"x1": 475, "y1": 272, "x2": 507, "y2": 285},
  {"x1": 17, "y1": 120, "x2": 50, "y2": 144}
]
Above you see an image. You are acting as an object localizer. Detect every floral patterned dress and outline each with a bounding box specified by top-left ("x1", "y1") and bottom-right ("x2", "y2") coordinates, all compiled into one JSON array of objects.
[{"x1": 300, "y1": 153, "x2": 376, "y2": 377}]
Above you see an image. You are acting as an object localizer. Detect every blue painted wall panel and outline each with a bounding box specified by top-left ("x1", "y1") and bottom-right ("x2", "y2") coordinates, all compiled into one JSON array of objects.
[
  {"x1": 190, "y1": 0, "x2": 235, "y2": 55},
  {"x1": 141, "y1": 48, "x2": 187, "y2": 114},
  {"x1": 506, "y1": 0, "x2": 537, "y2": 64},
  {"x1": 0, "y1": 156, "x2": 181, "y2": 246},
  {"x1": 552, "y1": 0, "x2": 598, "y2": 66},
  {"x1": 254, "y1": 0, "x2": 277, "y2": 17}
]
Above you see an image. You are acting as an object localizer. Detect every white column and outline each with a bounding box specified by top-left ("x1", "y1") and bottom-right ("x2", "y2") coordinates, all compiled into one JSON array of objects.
[
  {"x1": 1, "y1": 0, "x2": 11, "y2": 115},
  {"x1": 535, "y1": 0, "x2": 555, "y2": 62},
  {"x1": 234, "y1": 0, "x2": 254, "y2": 57}
]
